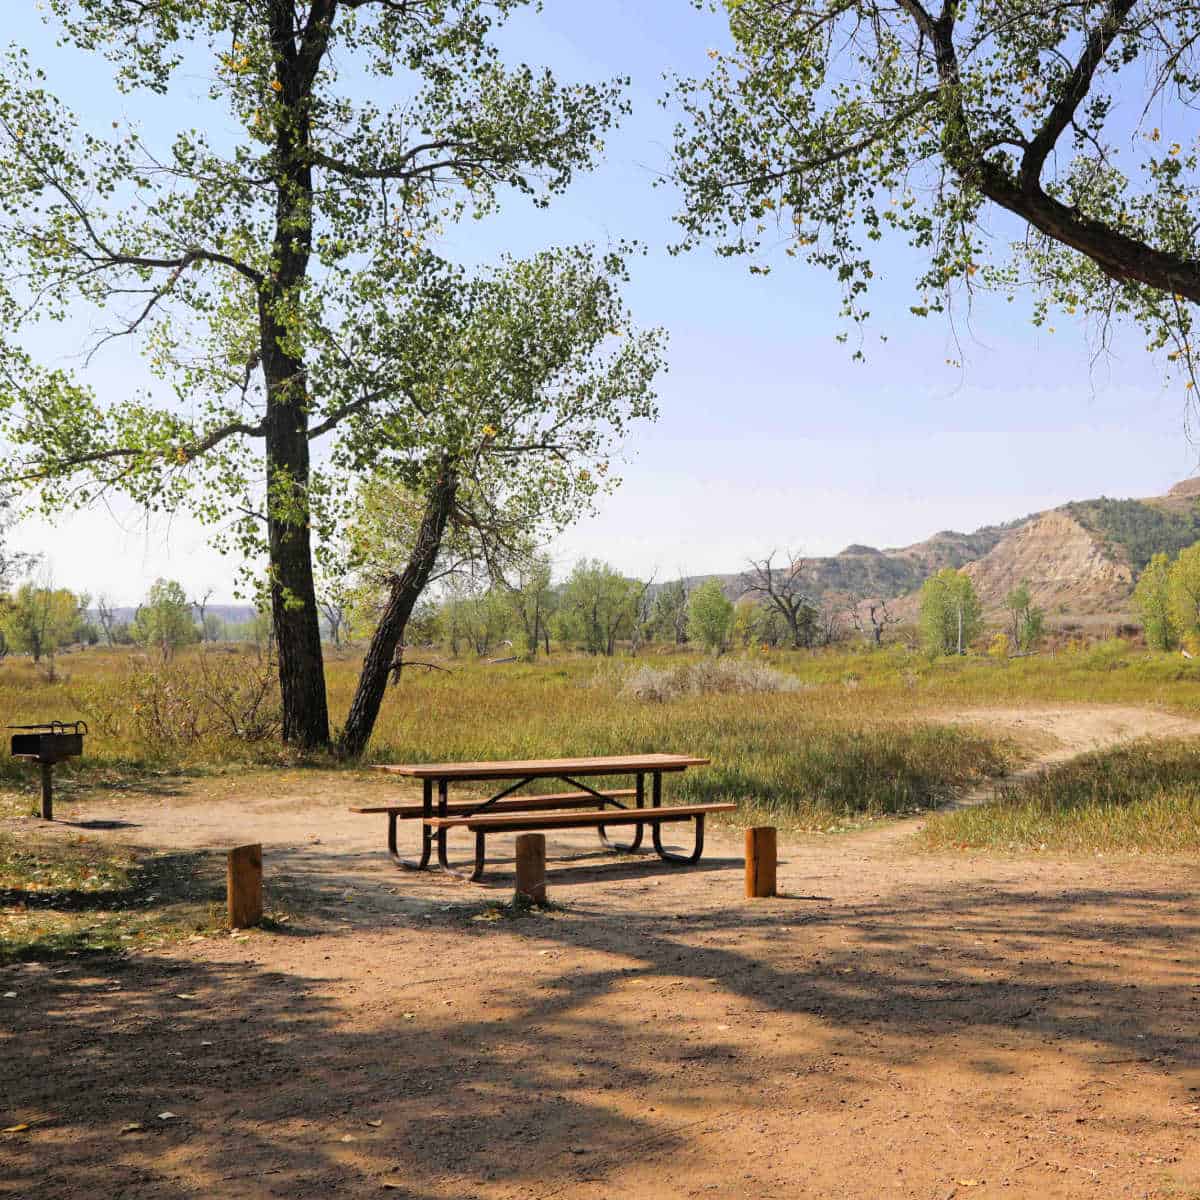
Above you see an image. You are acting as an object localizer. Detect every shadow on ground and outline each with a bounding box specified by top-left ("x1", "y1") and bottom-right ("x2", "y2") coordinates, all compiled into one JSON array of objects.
[{"x1": 2, "y1": 866, "x2": 1197, "y2": 1198}]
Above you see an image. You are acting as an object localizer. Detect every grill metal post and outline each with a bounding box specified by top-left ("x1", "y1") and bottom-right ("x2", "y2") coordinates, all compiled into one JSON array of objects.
[{"x1": 40, "y1": 762, "x2": 53, "y2": 821}]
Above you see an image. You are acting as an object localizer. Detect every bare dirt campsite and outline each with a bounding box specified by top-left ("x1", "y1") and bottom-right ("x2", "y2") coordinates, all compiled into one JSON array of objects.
[
  {"x1": 7, "y1": 2, "x2": 1200, "y2": 1198},
  {"x1": 4, "y1": 693, "x2": 1200, "y2": 1200}
]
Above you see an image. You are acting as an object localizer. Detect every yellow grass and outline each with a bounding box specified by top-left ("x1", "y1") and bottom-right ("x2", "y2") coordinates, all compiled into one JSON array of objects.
[
  {"x1": 4, "y1": 637, "x2": 1200, "y2": 828},
  {"x1": 921, "y1": 738, "x2": 1200, "y2": 854}
]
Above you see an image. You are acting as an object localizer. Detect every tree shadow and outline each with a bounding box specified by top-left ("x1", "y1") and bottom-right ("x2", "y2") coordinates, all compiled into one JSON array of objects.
[
  {"x1": 61, "y1": 818, "x2": 142, "y2": 831},
  {"x1": 0, "y1": 851, "x2": 212, "y2": 914},
  {"x1": 4, "y1": 858, "x2": 1198, "y2": 1196},
  {"x1": 0, "y1": 951, "x2": 683, "y2": 1199}
]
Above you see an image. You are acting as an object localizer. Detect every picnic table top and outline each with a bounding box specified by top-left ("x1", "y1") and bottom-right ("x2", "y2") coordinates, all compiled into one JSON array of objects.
[{"x1": 373, "y1": 753, "x2": 710, "y2": 781}]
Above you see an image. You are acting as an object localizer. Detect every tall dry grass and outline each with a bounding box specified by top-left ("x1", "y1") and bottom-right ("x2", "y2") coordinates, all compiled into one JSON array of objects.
[
  {"x1": 0, "y1": 643, "x2": 1020, "y2": 823},
  {"x1": 920, "y1": 737, "x2": 1200, "y2": 854},
  {"x1": 5, "y1": 638, "x2": 1200, "y2": 828}
]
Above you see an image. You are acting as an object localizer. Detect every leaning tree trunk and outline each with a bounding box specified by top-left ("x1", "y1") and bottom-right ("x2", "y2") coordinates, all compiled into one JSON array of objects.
[{"x1": 338, "y1": 461, "x2": 458, "y2": 759}]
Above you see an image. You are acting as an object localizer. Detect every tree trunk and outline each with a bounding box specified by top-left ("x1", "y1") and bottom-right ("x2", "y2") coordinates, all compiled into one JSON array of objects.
[
  {"x1": 261, "y1": 339, "x2": 330, "y2": 749},
  {"x1": 339, "y1": 461, "x2": 458, "y2": 759},
  {"x1": 788, "y1": 612, "x2": 801, "y2": 650},
  {"x1": 256, "y1": 0, "x2": 335, "y2": 750}
]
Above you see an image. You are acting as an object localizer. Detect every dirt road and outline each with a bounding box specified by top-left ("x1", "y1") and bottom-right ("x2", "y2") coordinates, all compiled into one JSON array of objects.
[{"x1": 3, "y1": 706, "x2": 1199, "y2": 1199}]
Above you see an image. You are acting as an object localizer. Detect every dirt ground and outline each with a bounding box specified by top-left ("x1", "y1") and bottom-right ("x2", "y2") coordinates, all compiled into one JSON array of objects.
[{"x1": 3, "y1": 705, "x2": 1200, "y2": 1200}]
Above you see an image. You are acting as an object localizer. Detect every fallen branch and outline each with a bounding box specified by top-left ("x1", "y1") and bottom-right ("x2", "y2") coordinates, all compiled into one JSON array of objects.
[{"x1": 388, "y1": 658, "x2": 453, "y2": 685}]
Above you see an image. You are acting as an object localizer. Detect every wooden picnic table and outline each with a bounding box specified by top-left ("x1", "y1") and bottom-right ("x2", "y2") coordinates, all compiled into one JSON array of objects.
[{"x1": 355, "y1": 753, "x2": 729, "y2": 881}]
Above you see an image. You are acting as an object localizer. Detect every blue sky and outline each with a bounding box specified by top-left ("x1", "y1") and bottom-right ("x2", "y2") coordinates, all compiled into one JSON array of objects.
[{"x1": 6, "y1": 2, "x2": 1197, "y2": 603}]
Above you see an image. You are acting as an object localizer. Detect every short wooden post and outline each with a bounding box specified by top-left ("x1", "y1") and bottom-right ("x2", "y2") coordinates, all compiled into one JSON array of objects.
[
  {"x1": 514, "y1": 833, "x2": 547, "y2": 906},
  {"x1": 745, "y1": 826, "x2": 777, "y2": 898},
  {"x1": 227, "y1": 844, "x2": 263, "y2": 929},
  {"x1": 39, "y1": 762, "x2": 53, "y2": 821}
]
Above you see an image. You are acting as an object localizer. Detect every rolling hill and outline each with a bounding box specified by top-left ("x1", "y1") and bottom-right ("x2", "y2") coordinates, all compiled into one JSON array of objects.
[{"x1": 706, "y1": 479, "x2": 1200, "y2": 622}]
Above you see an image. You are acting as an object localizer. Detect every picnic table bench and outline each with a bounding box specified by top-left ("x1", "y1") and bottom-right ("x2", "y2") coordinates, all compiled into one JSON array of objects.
[{"x1": 353, "y1": 753, "x2": 731, "y2": 881}]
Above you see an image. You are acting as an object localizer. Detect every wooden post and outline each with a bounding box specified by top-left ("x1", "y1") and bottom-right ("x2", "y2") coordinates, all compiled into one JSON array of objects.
[
  {"x1": 745, "y1": 826, "x2": 777, "y2": 898},
  {"x1": 227, "y1": 844, "x2": 263, "y2": 929},
  {"x1": 514, "y1": 833, "x2": 547, "y2": 906},
  {"x1": 39, "y1": 762, "x2": 53, "y2": 821}
]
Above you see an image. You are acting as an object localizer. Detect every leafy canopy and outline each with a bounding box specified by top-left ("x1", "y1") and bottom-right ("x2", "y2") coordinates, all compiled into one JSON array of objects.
[
  {"x1": 132, "y1": 578, "x2": 200, "y2": 657},
  {"x1": 687, "y1": 578, "x2": 734, "y2": 653},
  {"x1": 1, "y1": 580, "x2": 86, "y2": 662},
  {"x1": 557, "y1": 558, "x2": 642, "y2": 656},
  {"x1": 1133, "y1": 549, "x2": 1177, "y2": 650},
  {"x1": 671, "y1": 1, "x2": 1200, "y2": 375},
  {"x1": 0, "y1": 0, "x2": 632, "y2": 556}
]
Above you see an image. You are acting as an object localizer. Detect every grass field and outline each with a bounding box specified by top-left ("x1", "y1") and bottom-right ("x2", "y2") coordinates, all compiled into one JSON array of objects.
[
  {"x1": 3, "y1": 637, "x2": 1200, "y2": 840},
  {"x1": 921, "y1": 737, "x2": 1200, "y2": 854},
  {"x1": 0, "y1": 644, "x2": 1031, "y2": 824}
]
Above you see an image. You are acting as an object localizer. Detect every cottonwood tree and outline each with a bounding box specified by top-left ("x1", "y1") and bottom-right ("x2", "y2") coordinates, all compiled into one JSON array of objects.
[
  {"x1": 0, "y1": 0, "x2": 631, "y2": 749},
  {"x1": 133, "y1": 578, "x2": 200, "y2": 659},
  {"x1": 1168, "y1": 541, "x2": 1200, "y2": 642},
  {"x1": 672, "y1": 2, "x2": 1200, "y2": 376},
  {"x1": 333, "y1": 250, "x2": 661, "y2": 756},
  {"x1": 740, "y1": 551, "x2": 817, "y2": 649},
  {"x1": 687, "y1": 578, "x2": 734, "y2": 653},
  {"x1": 1133, "y1": 550, "x2": 1177, "y2": 649},
  {"x1": 628, "y1": 576, "x2": 656, "y2": 654},
  {"x1": 651, "y1": 577, "x2": 691, "y2": 644},
  {"x1": 919, "y1": 568, "x2": 982, "y2": 655},
  {"x1": 317, "y1": 580, "x2": 350, "y2": 649},
  {"x1": 1004, "y1": 582, "x2": 1046, "y2": 652},
  {"x1": 1, "y1": 572, "x2": 85, "y2": 666},
  {"x1": 501, "y1": 555, "x2": 556, "y2": 659},
  {"x1": 558, "y1": 559, "x2": 642, "y2": 656}
]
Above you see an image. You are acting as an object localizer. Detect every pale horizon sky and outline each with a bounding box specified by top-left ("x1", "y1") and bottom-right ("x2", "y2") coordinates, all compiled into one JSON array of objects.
[{"x1": 5, "y1": 3, "x2": 1198, "y2": 605}]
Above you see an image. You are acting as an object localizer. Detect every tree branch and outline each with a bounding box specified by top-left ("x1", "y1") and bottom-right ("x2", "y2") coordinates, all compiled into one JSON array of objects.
[
  {"x1": 1019, "y1": 0, "x2": 1136, "y2": 193},
  {"x1": 906, "y1": 0, "x2": 1200, "y2": 303},
  {"x1": 4, "y1": 417, "x2": 266, "y2": 485}
]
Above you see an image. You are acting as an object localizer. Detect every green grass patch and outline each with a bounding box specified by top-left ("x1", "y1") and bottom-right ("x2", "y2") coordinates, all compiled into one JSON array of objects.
[
  {"x1": 920, "y1": 738, "x2": 1200, "y2": 854},
  {"x1": 0, "y1": 833, "x2": 227, "y2": 963}
]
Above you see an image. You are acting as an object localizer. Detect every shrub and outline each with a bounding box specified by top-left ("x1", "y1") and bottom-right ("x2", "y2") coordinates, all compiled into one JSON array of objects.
[
  {"x1": 71, "y1": 650, "x2": 281, "y2": 755},
  {"x1": 620, "y1": 658, "x2": 804, "y2": 702}
]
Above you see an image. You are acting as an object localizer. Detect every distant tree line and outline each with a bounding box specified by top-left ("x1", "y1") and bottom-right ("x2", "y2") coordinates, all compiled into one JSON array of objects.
[
  {"x1": 374, "y1": 553, "x2": 881, "y2": 660},
  {"x1": 0, "y1": 564, "x2": 279, "y2": 667}
]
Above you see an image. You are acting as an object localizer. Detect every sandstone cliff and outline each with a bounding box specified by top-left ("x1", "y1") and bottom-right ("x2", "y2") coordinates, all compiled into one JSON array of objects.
[{"x1": 963, "y1": 510, "x2": 1134, "y2": 616}]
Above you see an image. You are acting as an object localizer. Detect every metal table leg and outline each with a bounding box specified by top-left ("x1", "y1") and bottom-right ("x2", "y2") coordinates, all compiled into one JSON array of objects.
[
  {"x1": 390, "y1": 778, "x2": 433, "y2": 870},
  {"x1": 598, "y1": 771, "x2": 645, "y2": 853},
  {"x1": 650, "y1": 770, "x2": 705, "y2": 863},
  {"x1": 653, "y1": 813, "x2": 707, "y2": 864},
  {"x1": 435, "y1": 778, "x2": 481, "y2": 879}
]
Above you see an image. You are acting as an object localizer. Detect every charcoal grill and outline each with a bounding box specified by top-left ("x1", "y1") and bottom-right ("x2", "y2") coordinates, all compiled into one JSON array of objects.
[{"x1": 9, "y1": 720, "x2": 87, "y2": 820}]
